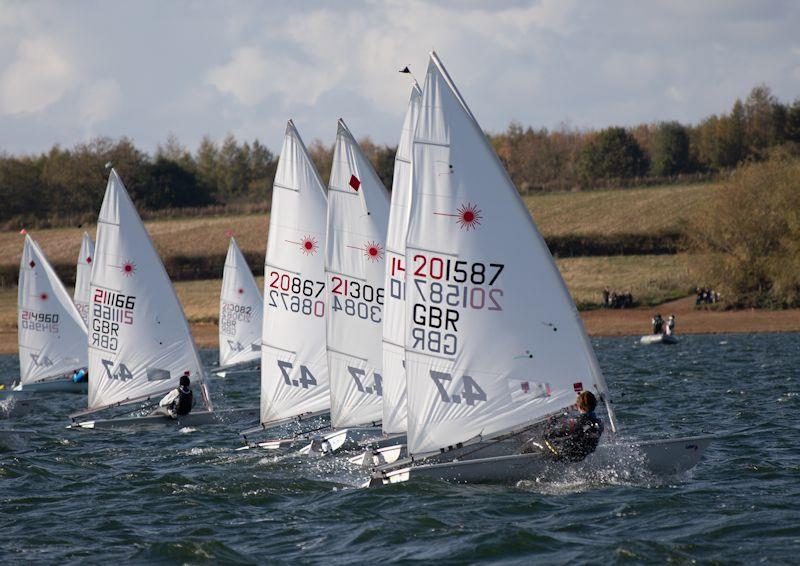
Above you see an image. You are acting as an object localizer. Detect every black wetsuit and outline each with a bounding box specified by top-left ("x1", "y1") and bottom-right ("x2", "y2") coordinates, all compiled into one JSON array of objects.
[
  {"x1": 174, "y1": 386, "x2": 194, "y2": 416},
  {"x1": 543, "y1": 411, "x2": 604, "y2": 462}
]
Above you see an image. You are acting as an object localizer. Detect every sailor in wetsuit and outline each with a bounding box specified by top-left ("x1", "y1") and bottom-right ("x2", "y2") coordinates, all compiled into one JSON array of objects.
[
  {"x1": 155, "y1": 373, "x2": 195, "y2": 419},
  {"x1": 522, "y1": 390, "x2": 604, "y2": 462}
]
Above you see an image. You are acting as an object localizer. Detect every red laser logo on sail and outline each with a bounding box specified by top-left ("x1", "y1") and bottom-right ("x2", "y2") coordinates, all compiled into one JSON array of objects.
[
  {"x1": 121, "y1": 261, "x2": 136, "y2": 277},
  {"x1": 434, "y1": 202, "x2": 483, "y2": 231},
  {"x1": 348, "y1": 241, "x2": 384, "y2": 262},
  {"x1": 39, "y1": 292, "x2": 48, "y2": 301},
  {"x1": 285, "y1": 235, "x2": 319, "y2": 256}
]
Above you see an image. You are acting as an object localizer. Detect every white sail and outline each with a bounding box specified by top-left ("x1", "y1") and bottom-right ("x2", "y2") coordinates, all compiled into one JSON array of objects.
[
  {"x1": 326, "y1": 119, "x2": 391, "y2": 428},
  {"x1": 382, "y1": 82, "x2": 423, "y2": 434},
  {"x1": 18, "y1": 235, "x2": 87, "y2": 385},
  {"x1": 74, "y1": 232, "x2": 95, "y2": 326},
  {"x1": 87, "y1": 170, "x2": 209, "y2": 410},
  {"x1": 219, "y1": 237, "x2": 263, "y2": 368},
  {"x1": 260, "y1": 120, "x2": 330, "y2": 424},
  {"x1": 404, "y1": 53, "x2": 615, "y2": 457}
]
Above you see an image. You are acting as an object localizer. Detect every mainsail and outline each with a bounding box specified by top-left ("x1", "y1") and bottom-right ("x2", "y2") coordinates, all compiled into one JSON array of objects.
[
  {"x1": 74, "y1": 232, "x2": 95, "y2": 326},
  {"x1": 260, "y1": 120, "x2": 330, "y2": 425},
  {"x1": 87, "y1": 170, "x2": 209, "y2": 410},
  {"x1": 219, "y1": 237, "x2": 263, "y2": 369},
  {"x1": 326, "y1": 119, "x2": 391, "y2": 428},
  {"x1": 404, "y1": 53, "x2": 616, "y2": 457},
  {"x1": 18, "y1": 235, "x2": 87, "y2": 385},
  {"x1": 382, "y1": 82, "x2": 423, "y2": 434}
]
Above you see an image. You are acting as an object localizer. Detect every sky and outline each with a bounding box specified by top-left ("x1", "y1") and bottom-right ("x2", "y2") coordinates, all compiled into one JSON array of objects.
[{"x1": 1, "y1": 0, "x2": 799, "y2": 155}]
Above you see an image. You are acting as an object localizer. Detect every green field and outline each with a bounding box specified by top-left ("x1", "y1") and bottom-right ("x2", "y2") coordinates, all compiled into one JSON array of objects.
[
  {"x1": 0, "y1": 182, "x2": 715, "y2": 283},
  {"x1": 0, "y1": 254, "x2": 692, "y2": 331}
]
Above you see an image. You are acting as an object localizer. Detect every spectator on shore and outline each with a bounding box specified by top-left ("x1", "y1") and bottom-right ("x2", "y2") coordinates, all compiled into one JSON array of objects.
[
  {"x1": 652, "y1": 313, "x2": 664, "y2": 334},
  {"x1": 602, "y1": 287, "x2": 610, "y2": 308}
]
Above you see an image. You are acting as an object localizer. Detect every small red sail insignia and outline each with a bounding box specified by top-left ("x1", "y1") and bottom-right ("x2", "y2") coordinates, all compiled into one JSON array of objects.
[{"x1": 349, "y1": 175, "x2": 361, "y2": 191}]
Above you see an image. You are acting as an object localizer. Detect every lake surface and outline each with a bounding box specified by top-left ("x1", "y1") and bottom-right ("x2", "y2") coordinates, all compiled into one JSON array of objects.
[{"x1": 2, "y1": 333, "x2": 799, "y2": 564}]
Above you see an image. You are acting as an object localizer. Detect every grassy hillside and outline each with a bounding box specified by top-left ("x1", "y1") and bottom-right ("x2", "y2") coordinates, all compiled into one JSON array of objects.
[
  {"x1": 0, "y1": 182, "x2": 715, "y2": 288},
  {"x1": 0, "y1": 254, "x2": 692, "y2": 336}
]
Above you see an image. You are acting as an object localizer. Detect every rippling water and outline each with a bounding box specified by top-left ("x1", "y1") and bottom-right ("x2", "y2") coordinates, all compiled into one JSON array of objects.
[{"x1": 2, "y1": 333, "x2": 799, "y2": 564}]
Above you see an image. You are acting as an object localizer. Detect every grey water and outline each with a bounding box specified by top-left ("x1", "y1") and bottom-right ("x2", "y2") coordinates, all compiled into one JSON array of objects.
[{"x1": 2, "y1": 333, "x2": 799, "y2": 564}]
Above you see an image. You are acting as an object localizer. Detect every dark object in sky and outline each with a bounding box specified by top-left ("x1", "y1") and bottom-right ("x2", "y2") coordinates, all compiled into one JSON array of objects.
[{"x1": 399, "y1": 66, "x2": 411, "y2": 74}]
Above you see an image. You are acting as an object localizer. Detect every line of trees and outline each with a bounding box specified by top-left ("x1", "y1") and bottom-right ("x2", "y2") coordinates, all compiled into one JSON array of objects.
[
  {"x1": 0, "y1": 84, "x2": 797, "y2": 229},
  {"x1": 493, "y1": 84, "x2": 800, "y2": 191},
  {"x1": 688, "y1": 152, "x2": 800, "y2": 308}
]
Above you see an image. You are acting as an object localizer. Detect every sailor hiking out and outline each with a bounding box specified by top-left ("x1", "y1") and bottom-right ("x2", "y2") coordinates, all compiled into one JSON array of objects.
[{"x1": 521, "y1": 391, "x2": 604, "y2": 462}]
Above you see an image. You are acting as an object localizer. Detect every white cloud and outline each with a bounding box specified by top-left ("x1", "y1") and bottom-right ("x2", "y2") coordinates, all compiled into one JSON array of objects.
[
  {"x1": 79, "y1": 78, "x2": 121, "y2": 124},
  {"x1": 0, "y1": 37, "x2": 76, "y2": 115}
]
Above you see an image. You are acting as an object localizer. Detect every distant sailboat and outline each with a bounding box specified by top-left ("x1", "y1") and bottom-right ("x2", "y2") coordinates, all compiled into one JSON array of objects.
[
  {"x1": 70, "y1": 170, "x2": 256, "y2": 428},
  {"x1": 370, "y1": 53, "x2": 711, "y2": 485},
  {"x1": 214, "y1": 237, "x2": 263, "y2": 375},
  {"x1": 239, "y1": 120, "x2": 332, "y2": 449},
  {"x1": 13, "y1": 234, "x2": 87, "y2": 393},
  {"x1": 73, "y1": 232, "x2": 95, "y2": 326}
]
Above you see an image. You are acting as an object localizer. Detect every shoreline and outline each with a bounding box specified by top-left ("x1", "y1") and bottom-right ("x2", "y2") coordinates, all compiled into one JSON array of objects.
[{"x1": 0, "y1": 298, "x2": 797, "y2": 356}]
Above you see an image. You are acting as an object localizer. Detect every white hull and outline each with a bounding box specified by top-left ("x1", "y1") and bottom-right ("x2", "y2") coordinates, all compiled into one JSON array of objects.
[
  {"x1": 350, "y1": 433, "x2": 408, "y2": 467},
  {"x1": 640, "y1": 334, "x2": 679, "y2": 345},
  {"x1": 370, "y1": 435, "x2": 712, "y2": 486},
  {"x1": 70, "y1": 407, "x2": 259, "y2": 430},
  {"x1": 13, "y1": 378, "x2": 87, "y2": 394}
]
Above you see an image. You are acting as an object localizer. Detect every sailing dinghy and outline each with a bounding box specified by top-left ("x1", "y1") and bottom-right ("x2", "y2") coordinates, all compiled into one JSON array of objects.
[
  {"x1": 212, "y1": 237, "x2": 263, "y2": 376},
  {"x1": 12, "y1": 234, "x2": 88, "y2": 393},
  {"x1": 74, "y1": 232, "x2": 95, "y2": 327},
  {"x1": 69, "y1": 170, "x2": 256, "y2": 429},
  {"x1": 369, "y1": 53, "x2": 711, "y2": 486},
  {"x1": 239, "y1": 120, "x2": 333, "y2": 450},
  {"x1": 352, "y1": 82, "x2": 423, "y2": 467},
  {"x1": 304, "y1": 119, "x2": 392, "y2": 454}
]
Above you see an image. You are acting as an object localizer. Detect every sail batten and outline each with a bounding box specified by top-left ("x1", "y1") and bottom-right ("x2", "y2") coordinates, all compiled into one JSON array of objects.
[
  {"x1": 87, "y1": 170, "x2": 206, "y2": 410},
  {"x1": 403, "y1": 53, "x2": 615, "y2": 457},
  {"x1": 326, "y1": 119, "x2": 391, "y2": 429},
  {"x1": 259, "y1": 120, "x2": 330, "y2": 425},
  {"x1": 18, "y1": 235, "x2": 88, "y2": 385},
  {"x1": 219, "y1": 237, "x2": 263, "y2": 368}
]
